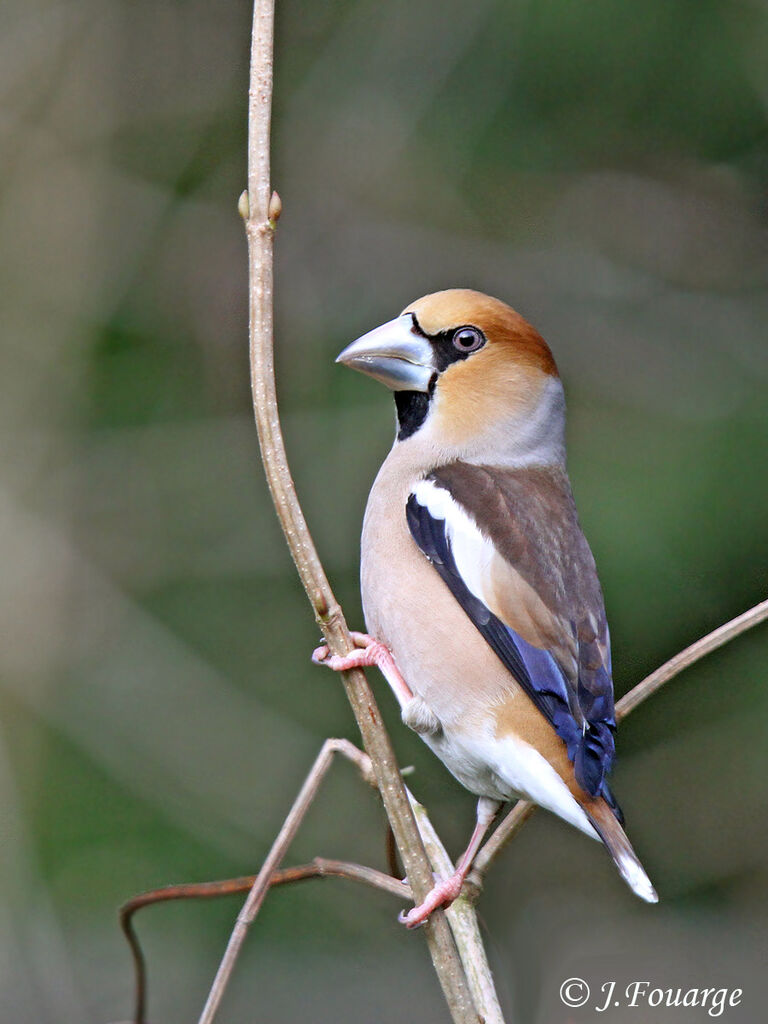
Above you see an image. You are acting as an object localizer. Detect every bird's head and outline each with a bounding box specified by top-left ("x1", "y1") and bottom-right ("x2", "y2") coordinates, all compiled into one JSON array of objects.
[{"x1": 336, "y1": 289, "x2": 565, "y2": 467}]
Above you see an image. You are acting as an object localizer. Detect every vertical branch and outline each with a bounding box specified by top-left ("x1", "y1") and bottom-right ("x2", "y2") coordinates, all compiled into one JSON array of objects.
[
  {"x1": 409, "y1": 796, "x2": 506, "y2": 1024},
  {"x1": 233, "y1": 1, "x2": 485, "y2": 1021}
]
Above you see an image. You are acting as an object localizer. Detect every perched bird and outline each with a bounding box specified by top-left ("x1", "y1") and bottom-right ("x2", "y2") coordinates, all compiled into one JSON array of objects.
[{"x1": 313, "y1": 289, "x2": 657, "y2": 926}]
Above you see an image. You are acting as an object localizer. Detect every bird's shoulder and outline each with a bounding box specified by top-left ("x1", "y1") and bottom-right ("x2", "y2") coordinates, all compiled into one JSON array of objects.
[{"x1": 416, "y1": 461, "x2": 603, "y2": 623}]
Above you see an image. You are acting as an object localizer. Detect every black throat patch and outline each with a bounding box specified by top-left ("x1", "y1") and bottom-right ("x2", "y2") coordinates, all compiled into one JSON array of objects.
[{"x1": 394, "y1": 376, "x2": 436, "y2": 440}]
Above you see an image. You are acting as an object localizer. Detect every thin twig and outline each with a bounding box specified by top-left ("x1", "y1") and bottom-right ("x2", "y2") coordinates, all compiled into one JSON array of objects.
[
  {"x1": 198, "y1": 739, "x2": 379, "y2": 1024},
  {"x1": 222, "y1": 1, "x2": 484, "y2": 1022},
  {"x1": 126, "y1": 736, "x2": 493, "y2": 1023},
  {"x1": 615, "y1": 596, "x2": 768, "y2": 720},
  {"x1": 469, "y1": 595, "x2": 768, "y2": 885},
  {"x1": 121, "y1": 860, "x2": 410, "y2": 1024}
]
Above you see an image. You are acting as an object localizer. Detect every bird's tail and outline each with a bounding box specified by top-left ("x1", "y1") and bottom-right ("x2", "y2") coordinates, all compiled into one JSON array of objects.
[{"x1": 585, "y1": 799, "x2": 658, "y2": 904}]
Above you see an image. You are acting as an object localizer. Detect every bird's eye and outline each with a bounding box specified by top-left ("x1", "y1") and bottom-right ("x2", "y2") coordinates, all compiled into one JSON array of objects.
[{"x1": 452, "y1": 327, "x2": 484, "y2": 353}]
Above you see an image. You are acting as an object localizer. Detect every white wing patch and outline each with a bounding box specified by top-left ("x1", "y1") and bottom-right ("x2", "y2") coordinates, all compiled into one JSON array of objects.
[{"x1": 411, "y1": 478, "x2": 496, "y2": 609}]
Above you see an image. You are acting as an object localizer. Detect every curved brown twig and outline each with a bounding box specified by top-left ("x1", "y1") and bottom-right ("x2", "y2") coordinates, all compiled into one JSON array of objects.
[
  {"x1": 615, "y1": 596, "x2": 768, "y2": 720},
  {"x1": 122, "y1": 862, "x2": 411, "y2": 1024}
]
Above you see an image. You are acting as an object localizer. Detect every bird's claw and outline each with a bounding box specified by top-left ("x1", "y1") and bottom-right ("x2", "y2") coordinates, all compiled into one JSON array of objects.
[
  {"x1": 311, "y1": 643, "x2": 330, "y2": 665},
  {"x1": 398, "y1": 908, "x2": 426, "y2": 929}
]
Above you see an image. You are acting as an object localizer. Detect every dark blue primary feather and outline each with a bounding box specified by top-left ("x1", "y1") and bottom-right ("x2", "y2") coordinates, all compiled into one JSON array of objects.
[{"x1": 406, "y1": 490, "x2": 617, "y2": 803}]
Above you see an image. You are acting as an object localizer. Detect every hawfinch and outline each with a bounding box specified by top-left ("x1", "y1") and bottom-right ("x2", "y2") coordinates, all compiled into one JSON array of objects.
[{"x1": 314, "y1": 289, "x2": 657, "y2": 926}]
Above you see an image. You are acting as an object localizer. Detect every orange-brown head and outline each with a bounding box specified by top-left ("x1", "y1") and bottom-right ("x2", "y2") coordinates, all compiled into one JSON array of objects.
[
  {"x1": 403, "y1": 289, "x2": 557, "y2": 378},
  {"x1": 337, "y1": 289, "x2": 565, "y2": 466}
]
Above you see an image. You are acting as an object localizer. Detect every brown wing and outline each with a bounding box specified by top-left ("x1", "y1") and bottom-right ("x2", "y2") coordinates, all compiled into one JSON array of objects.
[{"x1": 408, "y1": 462, "x2": 616, "y2": 799}]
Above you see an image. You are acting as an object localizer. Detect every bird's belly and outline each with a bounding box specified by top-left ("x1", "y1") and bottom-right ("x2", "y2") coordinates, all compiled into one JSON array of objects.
[
  {"x1": 419, "y1": 725, "x2": 511, "y2": 801},
  {"x1": 420, "y1": 718, "x2": 594, "y2": 834}
]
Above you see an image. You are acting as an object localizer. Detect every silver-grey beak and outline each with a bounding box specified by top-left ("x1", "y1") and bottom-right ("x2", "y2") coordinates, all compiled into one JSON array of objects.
[{"x1": 336, "y1": 314, "x2": 435, "y2": 392}]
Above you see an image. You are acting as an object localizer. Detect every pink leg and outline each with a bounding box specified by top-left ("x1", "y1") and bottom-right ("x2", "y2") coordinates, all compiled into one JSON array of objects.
[
  {"x1": 398, "y1": 797, "x2": 501, "y2": 929},
  {"x1": 312, "y1": 632, "x2": 414, "y2": 707}
]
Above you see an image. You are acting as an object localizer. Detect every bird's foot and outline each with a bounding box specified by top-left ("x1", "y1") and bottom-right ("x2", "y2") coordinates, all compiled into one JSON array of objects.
[
  {"x1": 311, "y1": 631, "x2": 390, "y2": 672},
  {"x1": 311, "y1": 632, "x2": 415, "y2": 705},
  {"x1": 398, "y1": 871, "x2": 466, "y2": 929}
]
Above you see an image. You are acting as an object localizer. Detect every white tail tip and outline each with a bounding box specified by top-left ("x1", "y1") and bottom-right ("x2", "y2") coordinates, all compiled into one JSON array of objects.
[{"x1": 618, "y1": 849, "x2": 659, "y2": 903}]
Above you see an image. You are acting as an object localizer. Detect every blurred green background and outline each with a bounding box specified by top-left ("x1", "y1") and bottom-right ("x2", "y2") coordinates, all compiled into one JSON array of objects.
[{"x1": 1, "y1": 1, "x2": 767, "y2": 1021}]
